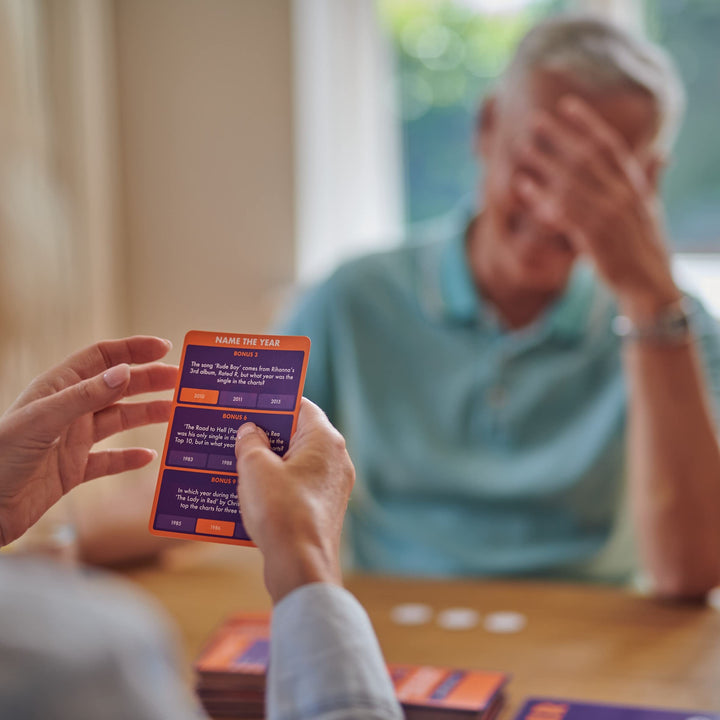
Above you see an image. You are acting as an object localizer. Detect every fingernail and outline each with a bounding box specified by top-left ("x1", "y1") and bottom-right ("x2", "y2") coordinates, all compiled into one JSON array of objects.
[
  {"x1": 236, "y1": 422, "x2": 258, "y2": 441},
  {"x1": 163, "y1": 338, "x2": 173, "y2": 350},
  {"x1": 149, "y1": 449, "x2": 158, "y2": 460},
  {"x1": 103, "y1": 364, "x2": 130, "y2": 388}
]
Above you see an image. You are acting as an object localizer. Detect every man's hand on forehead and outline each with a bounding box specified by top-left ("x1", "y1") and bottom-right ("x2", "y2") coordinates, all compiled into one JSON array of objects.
[{"x1": 513, "y1": 94, "x2": 679, "y2": 317}]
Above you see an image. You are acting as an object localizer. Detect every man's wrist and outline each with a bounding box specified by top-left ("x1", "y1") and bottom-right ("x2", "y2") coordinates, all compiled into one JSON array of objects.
[{"x1": 262, "y1": 539, "x2": 343, "y2": 605}]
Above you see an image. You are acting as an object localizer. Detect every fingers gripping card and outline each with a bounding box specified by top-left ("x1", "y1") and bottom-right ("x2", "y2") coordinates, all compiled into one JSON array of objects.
[{"x1": 149, "y1": 331, "x2": 310, "y2": 546}]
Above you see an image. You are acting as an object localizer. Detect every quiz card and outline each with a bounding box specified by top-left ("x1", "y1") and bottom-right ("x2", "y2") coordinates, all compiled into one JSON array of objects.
[{"x1": 149, "y1": 331, "x2": 310, "y2": 546}]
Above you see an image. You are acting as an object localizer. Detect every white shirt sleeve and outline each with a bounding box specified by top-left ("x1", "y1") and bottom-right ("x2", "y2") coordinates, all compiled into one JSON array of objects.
[{"x1": 268, "y1": 583, "x2": 403, "y2": 720}]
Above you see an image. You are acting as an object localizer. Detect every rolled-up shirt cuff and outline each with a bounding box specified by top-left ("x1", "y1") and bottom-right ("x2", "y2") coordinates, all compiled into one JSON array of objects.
[{"x1": 268, "y1": 582, "x2": 403, "y2": 720}]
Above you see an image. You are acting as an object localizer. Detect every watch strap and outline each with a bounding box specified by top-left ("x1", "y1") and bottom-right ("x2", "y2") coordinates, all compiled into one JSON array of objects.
[{"x1": 612, "y1": 299, "x2": 694, "y2": 344}]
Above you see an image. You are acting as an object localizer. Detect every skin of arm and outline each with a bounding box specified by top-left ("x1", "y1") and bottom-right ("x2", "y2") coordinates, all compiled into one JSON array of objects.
[
  {"x1": 0, "y1": 336, "x2": 177, "y2": 548},
  {"x1": 74, "y1": 474, "x2": 183, "y2": 567},
  {"x1": 234, "y1": 398, "x2": 354, "y2": 604},
  {"x1": 515, "y1": 96, "x2": 720, "y2": 598}
]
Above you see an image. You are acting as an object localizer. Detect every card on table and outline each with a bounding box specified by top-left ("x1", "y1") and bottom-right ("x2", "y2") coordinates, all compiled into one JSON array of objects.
[
  {"x1": 389, "y1": 664, "x2": 507, "y2": 718},
  {"x1": 149, "y1": 331, "x2": 310, "y2": 546},
  {"x1": 513, "y1": 698, "x2": 720, "y2": 720}
]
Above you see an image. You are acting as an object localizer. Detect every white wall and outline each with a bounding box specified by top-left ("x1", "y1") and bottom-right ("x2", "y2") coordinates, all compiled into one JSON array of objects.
[
  {"x1": 292, "y1": 0, "x2": 404, "y2": 283},
  {"x1": 113, "y1": 0, "x2": 296, "y2": 354}
]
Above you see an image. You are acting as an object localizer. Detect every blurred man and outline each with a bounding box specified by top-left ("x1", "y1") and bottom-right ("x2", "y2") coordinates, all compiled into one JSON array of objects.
[
  {"x1": 0, "y1": 336, "x2": 401, "y2": 720},
  {"x1": 282, "y1": 16, "x2": 720, "y2": 597}
]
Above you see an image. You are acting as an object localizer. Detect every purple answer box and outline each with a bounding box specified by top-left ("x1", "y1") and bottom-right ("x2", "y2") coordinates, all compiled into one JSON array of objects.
[
  {"x1": 219, "y1": 391, "x2": 258, "y2": 409},
  {"x1": 207, "y1": 454, "x2": 236, "y2": 472},
  {"x1": 155, "y1": 514, "x2": 196, "y2": 534},
  {"x1": 167, "y1": 450, "x2": 208, "y2": 469},
  {"x1": 257, "y1": 393, "x2": 295, "y2": 411}
]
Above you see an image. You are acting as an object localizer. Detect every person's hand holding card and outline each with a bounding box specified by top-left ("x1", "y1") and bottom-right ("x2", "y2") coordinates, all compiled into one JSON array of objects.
[
  {"x1": 0, "y1": 336, "x2": 176, "y2": 547},
  {"x1": 234, "y1": 399, "x2": 355, "y2": 603}
]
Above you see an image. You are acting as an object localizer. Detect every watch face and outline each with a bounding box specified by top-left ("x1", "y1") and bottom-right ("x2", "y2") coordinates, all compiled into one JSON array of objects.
[{"x1": 660, "y1": 304, "x2": 692, "y2": 336}]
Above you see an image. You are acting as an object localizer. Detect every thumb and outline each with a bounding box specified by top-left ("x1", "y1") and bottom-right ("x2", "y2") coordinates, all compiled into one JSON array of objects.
[
  {"x1": 30, "y1": 364, "x2": 131, "y2": 442},
  {"x1": 235, "y1": 422, "x2": 276, "y2": 475}
]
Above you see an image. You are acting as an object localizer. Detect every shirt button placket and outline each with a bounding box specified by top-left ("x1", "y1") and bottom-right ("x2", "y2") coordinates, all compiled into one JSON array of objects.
[{"x1": 487, "y1": 349, "x2": 509, "y2": 443}]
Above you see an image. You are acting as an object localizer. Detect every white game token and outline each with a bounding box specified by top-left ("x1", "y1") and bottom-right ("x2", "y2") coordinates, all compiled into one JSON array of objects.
[
  {"x1": 483, "y1": 611, "x2": 527, "y2": 633},
  {"x1": 436, "y1": 607, "x2": 480, "y2": 631},
  {"x1": 390, "y1": 603, "x2": 433, "y2": 626}
]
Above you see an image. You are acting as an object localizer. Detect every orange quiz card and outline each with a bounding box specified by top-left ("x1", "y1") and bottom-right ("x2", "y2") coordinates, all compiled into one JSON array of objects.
[{"x1": 149, "y1": 331, "x2": 310, "y2": 546}]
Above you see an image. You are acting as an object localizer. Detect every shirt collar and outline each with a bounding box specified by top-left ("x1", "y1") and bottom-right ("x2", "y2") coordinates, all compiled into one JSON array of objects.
[
  {"x1": 544, "y1": 260, "x2": 598, "y2": 340},
  {"x1": 438, "y1": 213, "x2": 479, "y2": 323},
  {"x1": 431, "y1": 210, "x2": 598, "y2": 340}
]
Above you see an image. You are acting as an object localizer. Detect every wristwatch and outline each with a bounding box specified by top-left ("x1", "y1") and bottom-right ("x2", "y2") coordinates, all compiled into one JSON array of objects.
[{"x1": 612, "y1": 299, "x2": 694, "y2": 344}]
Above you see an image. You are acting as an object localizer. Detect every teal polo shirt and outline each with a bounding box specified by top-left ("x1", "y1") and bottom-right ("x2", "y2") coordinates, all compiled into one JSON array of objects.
[{"x1": 280, "y1": 215, "x2": 720, "y2": 580}]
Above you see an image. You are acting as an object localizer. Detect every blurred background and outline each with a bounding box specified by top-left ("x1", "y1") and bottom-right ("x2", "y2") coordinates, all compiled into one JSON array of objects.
[{"x1": 1, "y1": 0, "x2": 719, "y2": 408}]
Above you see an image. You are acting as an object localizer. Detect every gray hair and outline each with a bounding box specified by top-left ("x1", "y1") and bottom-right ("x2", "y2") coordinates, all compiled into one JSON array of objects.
[{"x1": 498, "y1": 15, "x2": 685, "y2": 154}]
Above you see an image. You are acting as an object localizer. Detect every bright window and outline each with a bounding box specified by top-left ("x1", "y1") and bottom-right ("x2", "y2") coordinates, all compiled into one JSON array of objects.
[{"x1": 645, "y1": 0, "x2": 720, "y2": 251}]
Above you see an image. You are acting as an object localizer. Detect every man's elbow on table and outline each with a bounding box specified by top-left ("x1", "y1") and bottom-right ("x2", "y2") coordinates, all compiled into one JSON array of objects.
[{"x1": 649, "y1": 563, "x2": 720, "y2": 602}]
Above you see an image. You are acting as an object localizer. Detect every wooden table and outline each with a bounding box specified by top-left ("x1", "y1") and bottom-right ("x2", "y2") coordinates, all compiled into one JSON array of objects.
[{"x1": 124, "y1": 543, "x2": 720, "y2": 716}]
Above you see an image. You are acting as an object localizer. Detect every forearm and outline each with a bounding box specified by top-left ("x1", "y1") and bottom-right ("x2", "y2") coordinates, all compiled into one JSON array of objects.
[
  {"x1": 625, "y1": 337, "x2": 720, "y2": 598},
  {"x1": 78, "y1": 512, "x2": 182, "y2": 567},
  {"x1": 74, "y1": 475, "x2": 181, "y2": 567}
]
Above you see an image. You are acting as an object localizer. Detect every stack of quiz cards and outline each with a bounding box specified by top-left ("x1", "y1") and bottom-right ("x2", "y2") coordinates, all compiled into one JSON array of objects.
[
  {"x1": 149, "y1": 331, "x2": 310, "y2": 545},
  {"x1": 513, "y1": 699, "x2": 720, "y2": 720},
  {"x1": 195, "y1": 615, "x2": 270, "y2": 720},
  {"x1": 390, "y1": 665, "x2": 507, "y2": 720},
  {"x1": 195, "y1": 614, "x2": 508, "y2": 720}
]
